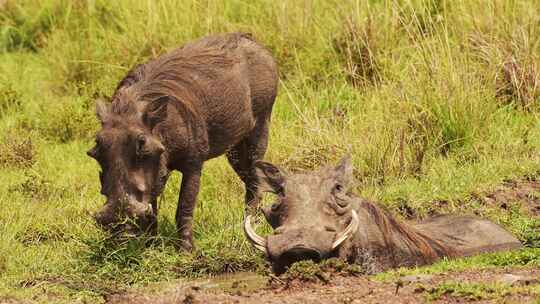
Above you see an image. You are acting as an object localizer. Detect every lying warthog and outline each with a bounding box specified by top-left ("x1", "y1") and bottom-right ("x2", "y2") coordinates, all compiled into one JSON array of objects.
[
  {"x1": 244, "y1": 156, "x2": 522, "y2": 274},
  {"x1": 87, "y1": 33, "x2": 278, "y2": 250}
]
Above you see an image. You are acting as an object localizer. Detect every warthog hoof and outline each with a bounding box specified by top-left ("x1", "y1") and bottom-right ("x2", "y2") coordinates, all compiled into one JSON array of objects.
[{"x1": 177, "y1": 236, "x2": 194, "y2": 252}]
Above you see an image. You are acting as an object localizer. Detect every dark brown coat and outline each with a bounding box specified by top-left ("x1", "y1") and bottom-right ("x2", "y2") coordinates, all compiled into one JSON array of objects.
[{"x1": 88, "y1": 33, "x2": 278, "y2": 249}]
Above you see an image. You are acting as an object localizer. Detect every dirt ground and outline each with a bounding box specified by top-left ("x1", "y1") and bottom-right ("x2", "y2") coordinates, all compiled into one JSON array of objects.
[
  {"x1": 106, "y1": 267, "x2": 540, "y2": 304},
  {"x1": 479, "y1": 178, "x2": 540, "y2": 217}
]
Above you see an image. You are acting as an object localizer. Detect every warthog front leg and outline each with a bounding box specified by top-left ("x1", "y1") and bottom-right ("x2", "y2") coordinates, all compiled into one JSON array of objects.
[{"x1": 176, "y1": 166, "x2": 202, "y2": 251}]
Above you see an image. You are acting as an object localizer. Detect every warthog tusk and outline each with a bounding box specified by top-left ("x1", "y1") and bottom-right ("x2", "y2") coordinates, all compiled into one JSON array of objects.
[
  {"x1": 332, "y1": 210, "x2": 359, "y2": 250},
  {"x1": 243, "y1": 215, "x2": 268, "y2": 254}
]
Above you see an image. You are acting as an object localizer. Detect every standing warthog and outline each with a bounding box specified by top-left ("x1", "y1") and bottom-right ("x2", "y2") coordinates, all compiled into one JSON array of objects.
[
  {"x1": 87, "y1": 33, "x2": 278, "y2": 250},
  {"x1": 244, "y1": 156, "x2": 522, "y2": 274}
]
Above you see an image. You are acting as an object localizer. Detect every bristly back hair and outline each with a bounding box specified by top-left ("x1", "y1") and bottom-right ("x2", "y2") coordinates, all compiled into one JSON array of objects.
[
  {"x1": 109, "y1": 33, "x2": 253, "y2": 119},
  {"x1": 361, "y1": 200, "x2": 457, "y2": 266}
]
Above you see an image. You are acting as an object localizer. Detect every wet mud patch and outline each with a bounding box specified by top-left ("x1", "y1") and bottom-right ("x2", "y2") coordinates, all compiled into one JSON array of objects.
[
  {"x1": 267, "y1": 259, "x2": 366, "y2": 288},
  {"x1": 104, "y1": 266, "x2": 540, "y2": 304},
  {"x1": 105, "y1": 272, "x2": 268, "y2": 304}
]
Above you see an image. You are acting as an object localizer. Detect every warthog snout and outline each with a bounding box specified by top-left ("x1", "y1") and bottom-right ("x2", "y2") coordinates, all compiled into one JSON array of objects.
[
  {"x1": 265, "y1": 228, "x2": 331, "y2": 274},
  {"x1": 246, "y1": 220, "x2": 358, "y2": 274},
  {"x1": 94, "y1": 201, "x2": 155, "y2": 236}
]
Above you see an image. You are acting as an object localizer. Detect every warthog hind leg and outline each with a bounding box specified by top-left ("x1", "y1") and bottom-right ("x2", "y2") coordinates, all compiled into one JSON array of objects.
[{"x1": 227, "y1": 113, "x2": 271, "y2": 214}]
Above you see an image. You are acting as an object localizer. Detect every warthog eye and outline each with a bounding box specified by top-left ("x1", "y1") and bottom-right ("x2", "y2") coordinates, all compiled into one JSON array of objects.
[
  {"x1": 333, "y1": 183, "x2": 346, "y2": 196},
  {"x1": 87, "y1": 146, "x2": 98, "y2": 159},
  {"x1": 136, "y1": 134, "x2": 146, "y2": 156},
  {"x1": 333, "y1": 183, "x2": 350, "y2": 208}
]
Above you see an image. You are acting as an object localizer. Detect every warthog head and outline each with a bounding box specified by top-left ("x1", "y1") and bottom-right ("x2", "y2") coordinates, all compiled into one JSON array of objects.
[
  {"x1": 244, "y1": 156, "x2": 359, "y2": 274},
  {"x1": 87, "y1": 96, "x2": 169, "y2": 236}
]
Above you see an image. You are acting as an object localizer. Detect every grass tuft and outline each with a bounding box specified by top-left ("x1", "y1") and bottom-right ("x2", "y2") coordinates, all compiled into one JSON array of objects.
[
  {"x1": 497, "y1": 58, "x2": 540, "y2": 109},
  {"x1": 0, "y1": 131, "x2": 35, "y2": 168},
  {"x1": 333, "y1": 16, "x2": 381, "y2": 88},
  {"x1": 279, "y1": 258, "x2": 367, "y2": 285}
]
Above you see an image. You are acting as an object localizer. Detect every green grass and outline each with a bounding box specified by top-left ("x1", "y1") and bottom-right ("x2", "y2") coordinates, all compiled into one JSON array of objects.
[
  {"x1": 377, "y1": 248, "x2": 540, "y2": 301},
  {"x1": 376, "y1": 248, "x2": 540, "y2": 281},
  {"x1": 424, "y1": 280, "x2": 540, "y2": 302},
  {"x1": 1, "y1": 0, "x2": 539, "y2": 302}
]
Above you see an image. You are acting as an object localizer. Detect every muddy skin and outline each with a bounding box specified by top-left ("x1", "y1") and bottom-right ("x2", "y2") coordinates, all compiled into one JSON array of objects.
[
  {"x1": 87, "y1": 32, "x2": 279, "y2": 250},
  {"x1": 244, "y1": 156, "x2": 522, "y2": 274}
]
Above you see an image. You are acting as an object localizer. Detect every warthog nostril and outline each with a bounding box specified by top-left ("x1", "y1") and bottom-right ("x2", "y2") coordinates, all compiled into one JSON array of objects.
[{"x1": 324, "y1": 226, "x2": 336, "y2": 232}]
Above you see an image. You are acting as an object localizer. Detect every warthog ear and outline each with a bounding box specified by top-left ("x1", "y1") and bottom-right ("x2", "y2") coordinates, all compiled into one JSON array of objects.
[
  {"x1": 334, "y1": 155, "x2": 354, "y2": 189},
  {"x1": 87, "y1": 146, "x2": 98, "y2": 159},
  {"x1": 144, "y1": 95, "x2": 168, "y2": 129},
  {"x1": 255, "y1": 161, "x2": 285, "y2": 194},
  {"x1": 95, "y1": 98, "x2": 111, "y2": 125}
]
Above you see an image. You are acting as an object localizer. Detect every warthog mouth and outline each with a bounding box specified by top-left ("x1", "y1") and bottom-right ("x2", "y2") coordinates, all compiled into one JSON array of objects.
[
  {"x1": 96, "y1": 219, "x2": 144, "y2": 238},
  {"x1": 272, "y1": 246, "x2": 322, "y2": 274},
  {"x1": 243, "y1": 210, "x2": 360, "y2": 273},
  {"x1": 110, "y1": 224, "x2": 140, "y2": 238},
  {"x1": 94, "y1": 201, "x2": 155, "y2": 237}
]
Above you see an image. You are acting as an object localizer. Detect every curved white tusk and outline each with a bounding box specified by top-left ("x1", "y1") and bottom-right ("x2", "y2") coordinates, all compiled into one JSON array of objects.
[
  {"x1": 332, "y1": 210, "x2": 360, "y2": 249},
  {"x1": 243, "y1": 215, "x2": 268, "y2": 254}
]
